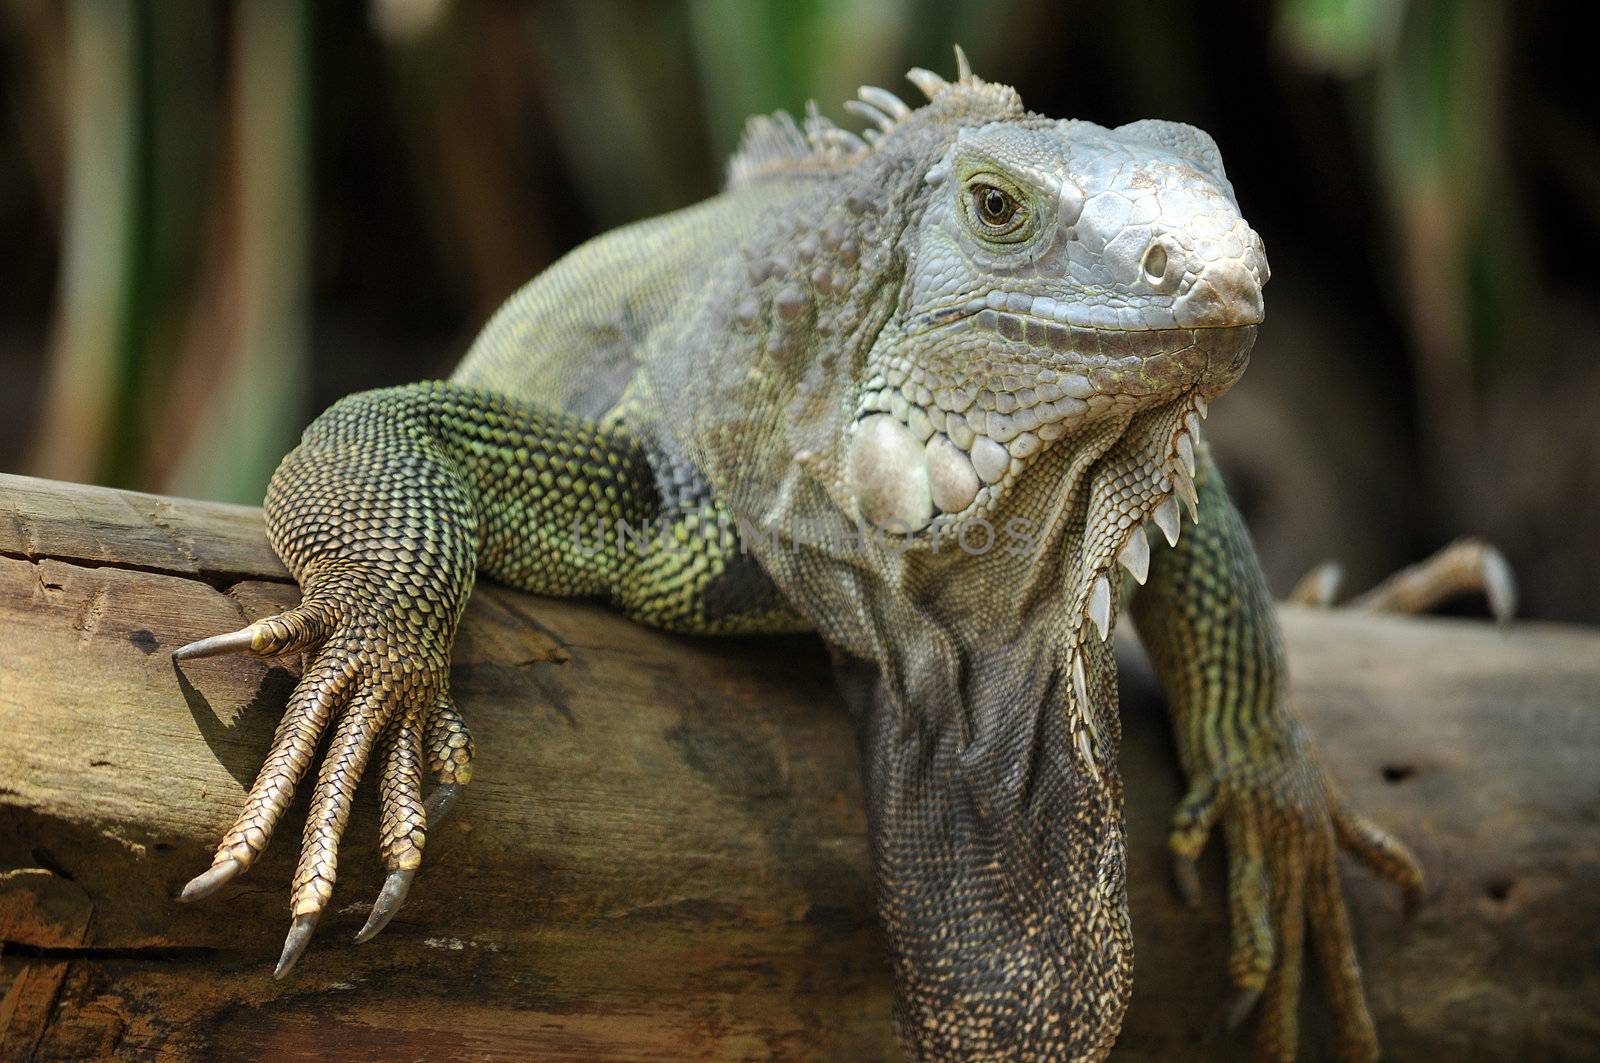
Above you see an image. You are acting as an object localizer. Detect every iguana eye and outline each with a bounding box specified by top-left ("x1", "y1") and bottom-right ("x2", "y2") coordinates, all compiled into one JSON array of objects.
[{"x1": 973, "y1": 184, "x2": 1017, "y2": 227}]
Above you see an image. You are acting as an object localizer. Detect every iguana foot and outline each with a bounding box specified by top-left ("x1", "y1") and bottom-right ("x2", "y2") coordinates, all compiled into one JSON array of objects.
[
  {"x1": 1168, "y1": 727, "x2": 1422, "y2": 1062},
  {"x1": 173, "y1": 587, "x2": 473, "y2": 977},
  {"x1": 1288, "y1": 537, "x2": 1515, "y2": 621},
  {"x1": 1172, "y1": 538, "x2": 1507, "y2": 1057}
]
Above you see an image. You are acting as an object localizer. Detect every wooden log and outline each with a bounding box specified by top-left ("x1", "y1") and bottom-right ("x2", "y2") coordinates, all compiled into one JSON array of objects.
[{"x1": 2, "y1": 472, "x2": 1597, "y2": 1060}]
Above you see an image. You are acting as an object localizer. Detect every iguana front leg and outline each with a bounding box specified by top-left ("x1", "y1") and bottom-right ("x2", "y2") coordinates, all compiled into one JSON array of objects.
[
  {"x1": 172, "y1": 381, "x2": 773, "y2": 975},
  {"x1": 1129, "y1": 446, "x2": 1422, "y2": 1061}
]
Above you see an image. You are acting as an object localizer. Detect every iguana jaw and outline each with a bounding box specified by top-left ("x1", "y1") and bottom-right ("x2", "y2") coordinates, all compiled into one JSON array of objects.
[{"x1": 845, "y1": 319, "x2": 1254, "y2": 535}]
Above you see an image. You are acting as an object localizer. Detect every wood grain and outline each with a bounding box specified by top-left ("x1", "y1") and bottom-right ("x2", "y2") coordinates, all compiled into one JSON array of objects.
[{"x1": 1, "y1": 473, "x2": 1596, "y2": 1060}]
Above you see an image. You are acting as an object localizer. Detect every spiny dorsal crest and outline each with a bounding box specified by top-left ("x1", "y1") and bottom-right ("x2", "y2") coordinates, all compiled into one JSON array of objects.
[{"x1": 727, "y1": 45, "x2": 1023, "y2": 188}]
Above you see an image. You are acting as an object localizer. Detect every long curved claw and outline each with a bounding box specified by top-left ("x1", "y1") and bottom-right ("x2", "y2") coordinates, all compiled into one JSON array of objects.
[
  {"x1": 1290, "y1": 539, "x2": 1517, "y2": 623},
  {"x1": 354, "y1": 868, "x2": 416, "y2": 944},
  {"x1": 1287, "y1": 561, "x2": 1344, "y2": 607},
  {"x1": 357, "y1": 709, "x2": 429, "y2": 945},
  {"x1": 1223, "y1": 824, "x2": 1274, "y2": 1030},
  {"x1": 331, "y1": 746, "x2": 464, "y2": 952},
  {"x1": 174, "y1": 599, "x2": 337, "y2": 663},
  {"x1": 283, "y1": 689, "x2": 390, "y2": 959},
  {"x1": 274, "y1": 912, "x2": 320, "y2": 979},
  {"x1": 178, "y1": 858, "x2": 243, "y2": 902},
  {"x1": 173, "y1": 627, "x2": 260, "y2": 661},
  {"x1": 1482, "y1": 547, "x2": 1517, "y2": 623}
]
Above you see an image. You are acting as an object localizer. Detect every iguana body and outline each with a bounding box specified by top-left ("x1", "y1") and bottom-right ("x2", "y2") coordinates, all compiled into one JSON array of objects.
[{"x1": 174, "y1": 57, "x2": 1421, "y2": 1061}]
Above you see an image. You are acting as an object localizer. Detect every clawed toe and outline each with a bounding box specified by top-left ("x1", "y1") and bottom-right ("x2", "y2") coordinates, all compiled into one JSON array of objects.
[
  {"x1": 344, "y1": 765, "x2": 467, "y2": 948},
  {"x1": 181, "y1": 861, "x2": 327, "y2": 981},
  {"x1": 355, "y1": 868, "x2": 417, "y2": 944},
  {"x1": 173, "y1": 599, "x2": 337, "y2": 664},
  {"x1": 173, "y1": 627, "x2": 261, "y2": 660},
  {"x1": 178, "y1": 858, "x2": 244, "y2": 902},
  {"x1": 1480, "y1": 548, "x2": 1516, "y2": 623},
  {"x1": 1287, "y1": 561, "x2": 1344, "y2": 607},
  {"x1": 275, "y1": 912, "x2": 321, "y2": 979}
]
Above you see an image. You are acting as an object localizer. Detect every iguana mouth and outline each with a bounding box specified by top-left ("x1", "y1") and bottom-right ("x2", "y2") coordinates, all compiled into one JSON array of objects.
[
  {"x1": 910, "y1": 268, "x2": 1267, "y2": 337},
  {"x1": 845, "y1": 384, "x2": 1206, "y2": 534},
  {"x1": 911, "y1": 294, "x2": 1207, "y2": 336},
  {"x1": 846, "y1": 323, "x2": 1250, "y2": 534}
]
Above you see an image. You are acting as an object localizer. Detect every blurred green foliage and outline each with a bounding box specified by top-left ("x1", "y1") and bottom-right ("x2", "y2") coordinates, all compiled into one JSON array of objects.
[{"x1": 25, "y1": 0, "x2": 308, "y2": 502}]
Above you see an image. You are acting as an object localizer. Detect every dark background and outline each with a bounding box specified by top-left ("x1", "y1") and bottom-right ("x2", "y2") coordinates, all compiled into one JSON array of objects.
[{"x1": 1, "y1": 0, "x2": 1595, "y2": 620}]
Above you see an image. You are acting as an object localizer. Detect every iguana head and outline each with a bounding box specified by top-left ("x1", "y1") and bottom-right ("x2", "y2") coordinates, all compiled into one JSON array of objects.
[
  {"x1": 847, "y1": 93, "x2": 1267, "y2": 538},
  {"x1": 720, "y1": 56, "x2": 1265, "y2": 551}
]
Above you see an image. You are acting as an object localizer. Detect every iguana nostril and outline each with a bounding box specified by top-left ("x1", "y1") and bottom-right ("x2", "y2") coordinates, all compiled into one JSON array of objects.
[{"x1": 1142, "y1": 243, "x2": 1169, "y2": 284}]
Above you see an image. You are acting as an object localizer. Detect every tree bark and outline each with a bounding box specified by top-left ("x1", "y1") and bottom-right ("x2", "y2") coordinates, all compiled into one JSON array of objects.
[{"x1": 2, "y1": 472, "x2": 1596, "y2": 1060}]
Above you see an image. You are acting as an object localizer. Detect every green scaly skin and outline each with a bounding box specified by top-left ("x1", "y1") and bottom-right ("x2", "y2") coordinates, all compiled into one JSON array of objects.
[{"x1": 172, "y1": 56, "x2": 1421, "y2": 1061}]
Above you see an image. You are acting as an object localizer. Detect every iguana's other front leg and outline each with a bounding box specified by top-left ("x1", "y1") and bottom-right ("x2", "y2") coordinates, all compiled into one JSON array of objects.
[{"x1": 1130, "y1": 447, "x2": 1421, "y2": 1061}]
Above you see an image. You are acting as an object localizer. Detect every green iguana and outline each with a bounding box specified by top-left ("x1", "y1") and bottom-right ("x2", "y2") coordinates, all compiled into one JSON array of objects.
[{"x1": 171, "y1": 52, "x2": 1441, "y2": 1061}]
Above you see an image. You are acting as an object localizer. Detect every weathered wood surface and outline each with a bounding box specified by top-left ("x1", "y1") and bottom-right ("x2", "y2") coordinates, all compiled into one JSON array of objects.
[{"x1": 1, "y1": 471, "x2": 1597, "y2": 1061}]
